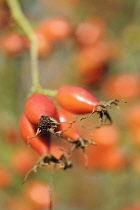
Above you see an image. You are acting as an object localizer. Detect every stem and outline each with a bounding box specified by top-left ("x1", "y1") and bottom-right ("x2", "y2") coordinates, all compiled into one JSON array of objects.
[
  {"x1": 6, "y1": 0, "x2": 40, "y2": 92},
  {"x1": 6, "y1": 0, "x2": 57, "y2": 97},
  {"x1": 41, "y1": 89, "x2": 57, "y2": 97}
]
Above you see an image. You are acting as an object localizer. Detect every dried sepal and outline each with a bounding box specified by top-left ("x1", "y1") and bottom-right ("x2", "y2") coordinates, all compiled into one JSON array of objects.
[
  {"x1": 22, "y1": 153, "x2": 72, "y2": 184},
  {"x1": 81, "y1": 99, "x2": 127, "y2": 129}
]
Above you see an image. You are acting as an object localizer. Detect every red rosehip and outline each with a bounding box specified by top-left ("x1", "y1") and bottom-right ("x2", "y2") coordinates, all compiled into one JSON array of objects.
[
  {"x1": 34, "y1": 31, "x2": 51, "y2": 56},
  {"x1": 101, "y1": 73, "x2": 139, "y2": 100},
  {"x1": 1, "y1": 32, "x2": 25, "y2": 56},
  {"x1": 75, "y1": 18, "x2": 105, "y2": 46},
  {"x1": 11, "y1": 148, "x2": 37, "y2": 175},
  {"x1": 78, "y1": 145, "x2": 125, "y2": 170},
  {"x1": 24, "y1": 30, "x2": 51, "y2": 57},
  {"x1": 55, "y1": 107, "x2": 80, "y2": 139},
  {"x1": 100, "y1": 147, "x2": 125, "y2": 170},
  {"x1": 56, "y1": 85, "x2": 99, "y2": 114},
  {"x1": 50, "y1": 141, "x2": 69, "y2": 160},
  {"x1": 84, "y1": 124, "x2": 119, "y2": 147},
  {"x1": 23, "y1": 180, "x2": 52, "y2": 209},
  {"x1": 55, "y1": 108, "x2": 96, "y2": 154},
  {"x1": 19, "y1": 112, "x2": 50, "y2": 155},
  {"x1": 24, "y1": 93, "x2": 56, "y2": 125},
  {"x1": 35, "y1": 17, "x2": 72, "y2": 41},
  {"x1": 75, "y1": 41, "x2": 111, "y2": 85}
]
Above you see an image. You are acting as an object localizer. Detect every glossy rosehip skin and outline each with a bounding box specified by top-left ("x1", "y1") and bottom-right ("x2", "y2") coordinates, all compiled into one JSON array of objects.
[
  {"x1": 19, "y1": 112, "x2": 50, "y2": 155},
  {"x1": 24, "y1": 93, "x2": 56, "y2": 125},
  {"x1": 55, "y1": 108, "x2": 96, "y2": 155},
  {"x1": 55, "y1": 107, "x2": 80, "y2": 139},
  {"x1": 56, "y1": 85, "x2": 99, "y2": 114}
]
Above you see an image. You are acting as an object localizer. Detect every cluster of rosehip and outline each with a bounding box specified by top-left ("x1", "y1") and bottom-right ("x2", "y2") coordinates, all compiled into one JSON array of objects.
[
  {"x1": 0, "y1": 17, "x2": 72, "y2": 57},
  {"x1": 74, "y1": 18, "x2": 119, "y2": 85},
  {"x1": 0, "y1": 15, "x2": 118, "y2": 85},
  {"x1": 19, "y1": 84, "x2": 122, "y2": 181}
]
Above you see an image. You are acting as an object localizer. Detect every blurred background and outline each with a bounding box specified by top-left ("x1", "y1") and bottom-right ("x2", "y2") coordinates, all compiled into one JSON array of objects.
[{"x1": 0, "y1": 0, "x2": 140, "y2": 209}]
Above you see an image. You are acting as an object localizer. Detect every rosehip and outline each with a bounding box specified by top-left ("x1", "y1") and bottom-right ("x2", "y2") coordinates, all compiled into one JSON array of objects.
[
  {"x1": 84, "y1": 125, "x2": 119, "y2": 147},
  {"x1": 23, "y1": 180, "x2": 52, "y2": 209},
  {"x1": 24, "y1": 93, "x2": 56, "y2": 125},
  {"x1": 35, "y1": 17, "x2": 72, "y2": 41},
  {"x1": 55, "y1": 107, "x2": 80, "y2": 139},
  {"x1": 34, "y1": 31, "x2": 51, "y2": 56},
  {"x1": 1, "y1": 32, "x2": 25, "y2": 56},
  {"x1": 11, "y1": 148, "x2": 37, "y2": 175},
  {"x1": 55, "y1": 108, "x2": 96, "y2": 153},
  {"x1": 101, "y1": 73, "x2": 139, "y2": 100},
  {"x1": 75, "y1": 18, "x2": 105, "y2": 46},
  {"x1": 24, "y1": 31, "x2": 51, "y2": 57},
  {"x1": 56, "y1": 85, "x2": 99, "y2": 114},
  {"x1": 50, "y1": 141, "x2": 69, "y2": 159},
  {"x1": 19, "y1": 112, "x2": 50, "y2": 155},
  {"x1": 78, "y1": 145, "x2": 125, "y2": 170},
  {"x1": 100, "y1": 147, "x2": 125, "y2": 170},
  {"x1": 75, "y1": 42, "x2": 111, "y2": 84}
]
